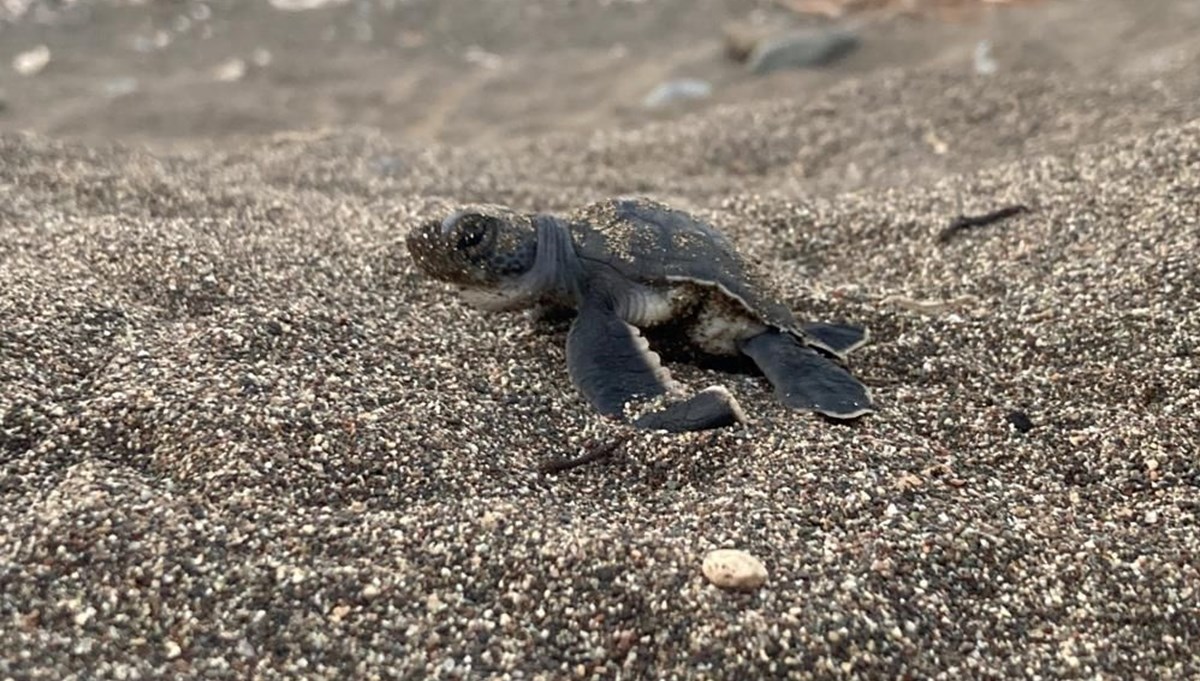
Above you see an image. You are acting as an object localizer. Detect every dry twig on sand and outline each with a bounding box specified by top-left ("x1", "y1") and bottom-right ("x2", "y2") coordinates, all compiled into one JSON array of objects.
[{"x1": 938, "y1": 204, "x2": 1030, "y2": 242}]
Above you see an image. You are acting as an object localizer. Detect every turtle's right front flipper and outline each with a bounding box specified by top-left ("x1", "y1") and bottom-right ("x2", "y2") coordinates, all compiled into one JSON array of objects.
[
  {"x1": 631, "y1": 386, "x2": 746, "y2": 433},
  {"x1": 566, "y1": 296, "x2": 744, "y2": 433}
]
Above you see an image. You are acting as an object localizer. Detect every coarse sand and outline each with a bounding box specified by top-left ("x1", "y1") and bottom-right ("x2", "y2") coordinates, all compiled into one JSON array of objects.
[{"x1": 3, "y1": 5, "x2": 1200, "y2": 681}]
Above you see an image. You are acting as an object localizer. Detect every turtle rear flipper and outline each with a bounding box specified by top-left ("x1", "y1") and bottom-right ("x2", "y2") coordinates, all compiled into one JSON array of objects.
[
  {"x1": 567, "y1": 296, "x2": 744, "y2": 432},
  {"x1": 739, "y1": 330, "x2": 874, "y2": 419},
  {"x1": 801, "y1": 322, "x2": 870, "y2": 358}
]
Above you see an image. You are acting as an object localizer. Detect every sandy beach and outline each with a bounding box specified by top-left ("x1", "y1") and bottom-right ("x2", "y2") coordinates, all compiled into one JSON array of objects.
[{"x1": 2, "y1": 0, "x2": 1199, "y2": 678}]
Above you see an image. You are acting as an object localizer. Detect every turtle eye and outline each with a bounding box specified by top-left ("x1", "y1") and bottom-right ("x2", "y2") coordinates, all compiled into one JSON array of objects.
[
  {"x1": 453, "y1": 215, "x2": 493, "y2": 252},
  {"x1": 457, "y1": 224, "x2": 485, "y2": 250}
]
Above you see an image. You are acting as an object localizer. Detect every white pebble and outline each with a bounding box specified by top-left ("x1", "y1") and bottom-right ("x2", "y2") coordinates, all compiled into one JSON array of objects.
[
  {"x1": 702, "y1": 548, "x2": 768, "y2": 591},
  {"x1": 213, "y1": 58, "x2": 247, "y2": 82},
  {"x1": 13, "y1": 45, "x2": 51, "y2": 76}
]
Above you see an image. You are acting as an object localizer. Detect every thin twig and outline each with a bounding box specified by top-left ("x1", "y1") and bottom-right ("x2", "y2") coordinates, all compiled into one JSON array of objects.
[
  {"x1": 538, "y1": 434, "x2": 633, "y2": 474},
  {"x1": 937, "y1": 204, "x2": 1030, "y2": 243}
]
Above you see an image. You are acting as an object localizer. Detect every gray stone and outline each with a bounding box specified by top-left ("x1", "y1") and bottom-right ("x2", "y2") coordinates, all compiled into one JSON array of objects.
[{"x1": 747, "y1": 27, "x2": 859, "y2": 74}]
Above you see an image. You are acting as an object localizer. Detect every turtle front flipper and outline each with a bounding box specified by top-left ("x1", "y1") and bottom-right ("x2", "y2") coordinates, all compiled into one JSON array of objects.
[
  {"x1": 567, "y1": 296, "x2": 745, "y2": 432},
  {"x1": 738, "y1": 330, "x2": 874, "y2": 420}
]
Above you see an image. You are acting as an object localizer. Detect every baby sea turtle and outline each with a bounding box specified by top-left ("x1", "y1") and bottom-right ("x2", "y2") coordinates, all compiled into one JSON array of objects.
[{"x1": 406, "y1": 197, "x2": 874, "y2": 432}]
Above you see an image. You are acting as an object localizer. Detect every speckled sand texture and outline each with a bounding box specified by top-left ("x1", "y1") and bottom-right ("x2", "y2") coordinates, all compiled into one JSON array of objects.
[{"x1": 3, "y1": 66, "x2": 1199, "y2": 678}]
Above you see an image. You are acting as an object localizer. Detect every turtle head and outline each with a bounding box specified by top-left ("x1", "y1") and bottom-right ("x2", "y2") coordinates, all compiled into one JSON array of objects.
[{"x1": 406, "y1": 205, "x2": 541, "y2": 309}]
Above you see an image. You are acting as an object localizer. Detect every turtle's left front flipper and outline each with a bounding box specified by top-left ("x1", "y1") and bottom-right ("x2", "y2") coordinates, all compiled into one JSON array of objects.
[
  {"x1": 567, "y1": 296, "x2": 745, "y2": 432},
  {"x1": 739, "y1": 330, "x2": 874, "y2": 420}
]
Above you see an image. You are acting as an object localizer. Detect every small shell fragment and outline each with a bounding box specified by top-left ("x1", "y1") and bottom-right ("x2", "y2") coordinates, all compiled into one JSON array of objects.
[
  {"x1": 13, "y1": 45, "x2": 51, "y2": 76},
  {"x1": 702, "y1": 548, "x2": 768, "y2": 591}
]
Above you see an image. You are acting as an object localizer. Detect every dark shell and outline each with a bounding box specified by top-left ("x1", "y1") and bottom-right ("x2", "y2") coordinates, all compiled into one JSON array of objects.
[{"x1": 566, "y1": 198, "x2": 798, "y2": 330}]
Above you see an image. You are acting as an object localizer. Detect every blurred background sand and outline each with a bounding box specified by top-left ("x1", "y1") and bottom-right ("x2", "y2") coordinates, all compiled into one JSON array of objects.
[{"x1": 4, "y1": 0, "x2": 1198, "y2": 153}]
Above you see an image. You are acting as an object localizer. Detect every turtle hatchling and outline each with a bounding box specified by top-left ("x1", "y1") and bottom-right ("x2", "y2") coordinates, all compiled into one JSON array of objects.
[{"x1": 407, "y1": 197, "x2": 874, "y2": 433}]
